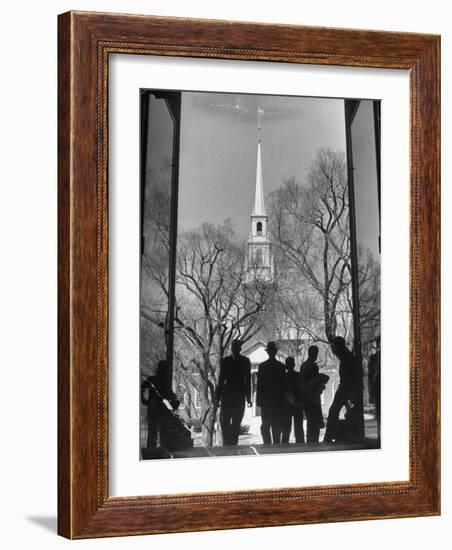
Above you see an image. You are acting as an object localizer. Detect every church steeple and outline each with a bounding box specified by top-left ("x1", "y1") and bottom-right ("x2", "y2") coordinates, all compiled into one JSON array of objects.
[{"x1": 245, "y1": 107, "x2": 274, "y2": 284}]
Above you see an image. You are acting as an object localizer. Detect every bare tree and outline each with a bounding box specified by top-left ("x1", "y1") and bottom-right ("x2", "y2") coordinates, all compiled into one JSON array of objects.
[
  {"x1": 142, "y1": 218, "x2": 274, "y2": 445},
  {"x1": 172, "y1": 221, "x2": 274, "y2": 445},
  {"x1": 269, "y1": 247, "x2": 324, "y2": 361},
  {"x1": 268, "y1": 149, "x2": 352, "y2": 344}
]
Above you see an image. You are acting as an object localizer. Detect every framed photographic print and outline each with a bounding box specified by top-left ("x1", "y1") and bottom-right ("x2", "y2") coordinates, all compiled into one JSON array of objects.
[{"x1": 58, "y1": 11, "x2": 440, "y2": 538}]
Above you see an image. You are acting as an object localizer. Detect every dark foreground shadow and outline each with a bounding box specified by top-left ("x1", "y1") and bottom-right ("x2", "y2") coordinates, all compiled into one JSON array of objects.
[{"x1": 26, "y1": 516, "x2": 57, "y2": 533}]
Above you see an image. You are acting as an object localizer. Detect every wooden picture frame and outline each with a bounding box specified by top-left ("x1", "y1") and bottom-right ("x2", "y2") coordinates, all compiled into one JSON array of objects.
[{"x1": 58, "y1": 11, "x2": 440, "y2": 539}]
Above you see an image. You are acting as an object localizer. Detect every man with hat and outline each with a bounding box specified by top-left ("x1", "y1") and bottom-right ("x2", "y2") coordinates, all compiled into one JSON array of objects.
[{"x1": 256, "y1": 341, "x2": 286, "y2": 445}]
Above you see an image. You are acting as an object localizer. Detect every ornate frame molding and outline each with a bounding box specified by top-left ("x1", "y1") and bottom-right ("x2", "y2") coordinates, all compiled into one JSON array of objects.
[{"x1": 58, "y1": 11, "x2": 440, "y2": 538}]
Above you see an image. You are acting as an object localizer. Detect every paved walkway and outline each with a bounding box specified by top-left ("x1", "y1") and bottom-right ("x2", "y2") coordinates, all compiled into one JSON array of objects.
[
  {"x1": 141, "y1": 414, "x2": 380, "y2": 459},
  {"x1": 190, "y1": 413, "x2": 378, "y2": 447}
]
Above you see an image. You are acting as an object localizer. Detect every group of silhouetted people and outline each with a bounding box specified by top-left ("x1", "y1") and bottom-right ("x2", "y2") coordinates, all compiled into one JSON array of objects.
[
  {"x1": 217, "y1": 340, "x2": 330, "y2": 445},
  {"x1": 217, "y1": 337, "x2": 366, "y2": 446},
  {"x1": 142, "y1": 335, "x2": 377, "y2": 451}
]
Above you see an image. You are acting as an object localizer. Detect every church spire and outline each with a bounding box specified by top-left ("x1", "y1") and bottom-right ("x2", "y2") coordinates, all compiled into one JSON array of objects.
[
  {"x1": 253, "y1": 107, "x2": 265, "y2": 216},
  {"x1": 246, "y1": 106, "x2": 273, "y2": 284}
]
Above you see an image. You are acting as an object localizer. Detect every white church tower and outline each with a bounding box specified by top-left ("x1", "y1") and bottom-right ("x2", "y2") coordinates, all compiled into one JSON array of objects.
[{"x1": 246, "y1": 107, "x2": 274, "y2": 284}]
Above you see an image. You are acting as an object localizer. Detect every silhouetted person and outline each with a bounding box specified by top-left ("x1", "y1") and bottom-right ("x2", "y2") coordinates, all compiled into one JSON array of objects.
[
  {"x1": 281, "y1": 357, "x2": 304, "y2": 443},
  {"x1": 300, "y1": 345, "x2": 329, "y2": 443},
  {"x1": 216, "y1": 339, "x2": 252, "y2": 446},
  {"x1": 324, "y1": 336, "x2": 363, "y2": 443},
  {"x1": 368, "y1": 336, "x2": 381, "y2": 440},
  {"x1": 141, "y1": 360, "x2": 180, "y2": 449},
  {"x1": 256, "y1": 341, "x2": 285, "y2": 445}
]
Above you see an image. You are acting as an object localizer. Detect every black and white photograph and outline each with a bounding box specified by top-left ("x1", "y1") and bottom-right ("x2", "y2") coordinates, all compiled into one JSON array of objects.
[{"x1": 139, "y1": 90, "x2": 381, "y2": 460}]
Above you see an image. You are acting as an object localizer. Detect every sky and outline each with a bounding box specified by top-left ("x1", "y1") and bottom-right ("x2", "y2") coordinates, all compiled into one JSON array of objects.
[
  {"x1": 143, "y1": 90, "x2": 380, "y2": 258},
  {"x1": 178, "y1": 91, "x2": 347, "y2": 240}
]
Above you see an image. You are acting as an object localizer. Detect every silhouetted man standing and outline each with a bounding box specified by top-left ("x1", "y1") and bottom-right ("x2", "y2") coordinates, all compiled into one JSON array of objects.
[
  {"x1": 141, "y1": 360, "x2": 180, "y2": 449},
  {"x1": 256, "y1": 341, "x2": 285, "y2": 445},
  {"x1": 281, "y1": 357, "x2": 304, "y2": 443},
  {"x1": 324, "y1": 336, "x2": 363, "y2": 443},
  {"x1": 300, "y1": 345, "x2": 329, "y2": 443},
  {"x1": 216, "y1": 340, "x2": 252, "y2": 446}
]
